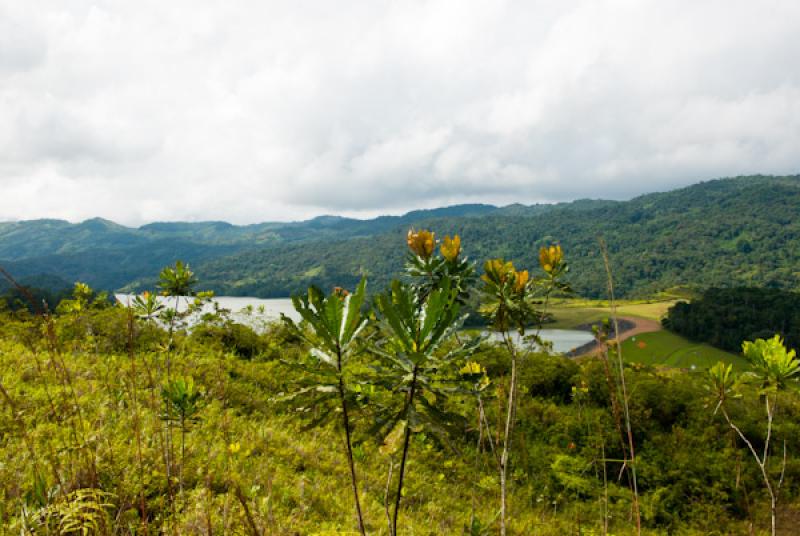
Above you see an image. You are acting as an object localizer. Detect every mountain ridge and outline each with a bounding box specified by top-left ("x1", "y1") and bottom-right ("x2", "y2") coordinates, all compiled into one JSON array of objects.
[{"x1": 2, "y1": 174, "x2": 799, "y2": 298}]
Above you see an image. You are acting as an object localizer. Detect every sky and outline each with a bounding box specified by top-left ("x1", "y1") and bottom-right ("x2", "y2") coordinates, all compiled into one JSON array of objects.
[{"x1": 1, "y1": 0, "x2": 799, "y2": 225}]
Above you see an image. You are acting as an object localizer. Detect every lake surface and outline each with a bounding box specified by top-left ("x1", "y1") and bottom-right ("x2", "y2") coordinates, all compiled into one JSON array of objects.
[
  {"x1": 116, "y1": 295, "x2": 594, "y2": 353},
  {"x1": 481, "y1": 329, "x2": 595, "y2": 355},
  {"x1": 115, "y1": 294, "x2": 301, "y2": 325}
]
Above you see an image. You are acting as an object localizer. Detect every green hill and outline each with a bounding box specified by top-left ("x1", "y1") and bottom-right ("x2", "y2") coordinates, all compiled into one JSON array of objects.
[
  {"x1": 1, "y1": 174, "x2": 799, "y2": 297},
  {"x1": 194, "y1": 174, "x2": 800, "y2": 298}
]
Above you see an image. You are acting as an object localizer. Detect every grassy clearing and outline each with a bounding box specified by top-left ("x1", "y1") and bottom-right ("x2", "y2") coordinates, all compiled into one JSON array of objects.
[
  {"x1": 619, "y1": 330, "x2": 747, "y2": 370},
  {"x1": 547, "y1": 298, "x2": 677, "y2": 328}
]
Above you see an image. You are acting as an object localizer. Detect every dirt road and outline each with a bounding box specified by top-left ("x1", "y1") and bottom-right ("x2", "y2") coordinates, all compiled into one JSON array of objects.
[{"x1": 571, "y1": 316, "x2": 662, "y2": 356}]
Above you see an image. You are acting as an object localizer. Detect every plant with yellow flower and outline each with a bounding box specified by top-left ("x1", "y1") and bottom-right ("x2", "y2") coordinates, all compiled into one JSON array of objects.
[
  {"x1": 539, "y1": 244, "x2": 564, "y2": 275},
  {"x1": 407, "y1": 229, "x2": 436, "y2": 260},
  {"x1": 131, "y1": 290, "x2": 164, "y2": 321},
  {"x1": 405, "y1": 229, "x2": 475, "y2": 305},
  {"x1": 478, "y1": 245, "x2": 570, "y2": 536},
  {"x1": 372, "y1": 277, "x2": 481, "y2": 536}
]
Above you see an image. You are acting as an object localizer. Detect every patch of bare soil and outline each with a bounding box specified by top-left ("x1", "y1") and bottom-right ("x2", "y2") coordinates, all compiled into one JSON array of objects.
[{"x1": 568, "y1": 316, "x2": 662, "y2": 357}]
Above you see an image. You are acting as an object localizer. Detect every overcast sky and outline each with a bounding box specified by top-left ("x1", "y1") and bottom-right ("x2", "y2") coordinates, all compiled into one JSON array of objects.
[{"x1": 1, "y1": 1, "x2": 799, "y2": 225}]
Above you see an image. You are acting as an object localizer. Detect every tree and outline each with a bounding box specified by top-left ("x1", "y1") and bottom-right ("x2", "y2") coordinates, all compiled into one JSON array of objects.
[
  {"x1": 161, "y1": 376, "x2": 202, "y2": 501},
  {"x1": 708, "y1": 335, "x2": 800, "y2": 536},
  {"x1": 478, "y1": 245, "x2": 568, "y2": 535},
  {"x1": 372, "y1": 277, "x2": 480, "y2": 535}
]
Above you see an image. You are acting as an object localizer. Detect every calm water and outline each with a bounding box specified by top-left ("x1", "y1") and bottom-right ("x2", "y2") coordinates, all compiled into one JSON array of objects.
[
  {"x1": 115, "y1": 294, "x2": 301, "y2": 325},
  {"x1": 116, "y1": 295, "x2": 593, "y2": 353},
  {"x1": 481, "y1": 329, "x2": 595, "y2": 355}
]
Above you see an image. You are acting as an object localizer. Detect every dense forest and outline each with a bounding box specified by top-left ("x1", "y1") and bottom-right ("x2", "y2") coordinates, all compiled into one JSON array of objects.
[
  {"x1": 664, "y1": 288, "x2": 800, "y2": 352},
  {"x1": 0, "y1": 231, "x2": 798, "y2": 534},
  {"x1": 2, "y1": 175, "x2": 800, "y2": 299}
]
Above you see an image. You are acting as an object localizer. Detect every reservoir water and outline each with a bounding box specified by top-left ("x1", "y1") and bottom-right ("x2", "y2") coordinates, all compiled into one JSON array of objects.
[{"x1": 116, "y1": 295, "x2": 594, "y2": 354}]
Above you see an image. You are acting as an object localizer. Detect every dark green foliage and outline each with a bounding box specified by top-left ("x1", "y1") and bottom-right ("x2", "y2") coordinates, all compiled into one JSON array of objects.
[
  {"x1": 4, "y1": 175, "x2": 800, "y2": 299},
  {"x1": 520, "y1": 353, "x2": 580, "y2": 403},
  {"x1": 0, "y1": 284, "x2": 71, "y2": 313},
  {"x1": 664, "y1": 287, "x2": 800, "y2": 352},
  {"x1": 190, "y1": 322, "x2": 265, "y2": 359},
  {"x1": 198, "y1": 174, "x2": 800, "y2": 299}
]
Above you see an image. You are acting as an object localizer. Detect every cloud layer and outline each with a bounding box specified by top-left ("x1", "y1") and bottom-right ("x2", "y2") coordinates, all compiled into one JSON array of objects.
[{"x1": 1, "y1": 0, "x2": 799, "y2": 224}]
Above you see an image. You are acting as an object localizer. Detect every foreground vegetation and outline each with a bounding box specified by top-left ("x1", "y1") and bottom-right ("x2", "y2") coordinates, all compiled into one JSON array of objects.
[{"x1": 1, "y1": 231, "x2": 799, "y2": 535}]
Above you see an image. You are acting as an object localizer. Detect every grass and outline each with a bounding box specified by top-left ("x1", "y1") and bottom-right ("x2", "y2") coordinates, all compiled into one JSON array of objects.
[
  {"x1": 546, "y1": 298, "x2": 677, "y2": 329},
  {"x1": 618, "y1": 330, "x2": 747, "y2": 370},
  {"x1": 546, "y1": 298, "x2": 748, "y2": 371}
]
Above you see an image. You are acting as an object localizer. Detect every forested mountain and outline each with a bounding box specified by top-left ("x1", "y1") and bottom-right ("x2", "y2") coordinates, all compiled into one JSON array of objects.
[{"x1": 1, "y1": 174, "x2": 799, "y2": 298}]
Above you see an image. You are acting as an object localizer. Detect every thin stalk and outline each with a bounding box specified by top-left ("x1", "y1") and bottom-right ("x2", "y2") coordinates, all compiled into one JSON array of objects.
[
  {"x1": 384, "y1": 460, "x2": 394, "y2": 535},
  {"x1": 234, "y1": 483, "x2": 262, "y2": 536},
  {"x1": 499, "y1": 333, "x2": 518, "y2": 536},
  {"x1": 599, "y1": 238, "x2": 641, "y2": 535},
  {"x1": 719, "y1": 405, "x2": 777, "y2": 536},
  {"x1": 392, "y1": 367, "x2": 419, "y2": 536},
  {"x1": 126, "y1": 305, "x2": 149, "y2": 534},
  {"x1": 470, "y1": 394, "x2": 482, "y2": 530},
  {"x1": 601, "y1": 437, "x2": 609, "y2": 536},
  {"x1": 178, "y1": 414, "x2": 190, "y2": 517},
  {"x1": 337, "y1": 373, "x2": 366, "y2": 535},
  {"x1": 493, "y1": 283, "x2": 555, "y2": 535}
]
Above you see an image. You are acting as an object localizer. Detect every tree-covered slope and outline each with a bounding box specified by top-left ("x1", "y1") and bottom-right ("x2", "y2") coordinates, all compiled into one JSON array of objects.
[
  {"x1": 2, "y1": 174, "x2": 799, "y2": 297},
  {"x1": 194, "y1": 175, "x2": 800, "y2": 298}
]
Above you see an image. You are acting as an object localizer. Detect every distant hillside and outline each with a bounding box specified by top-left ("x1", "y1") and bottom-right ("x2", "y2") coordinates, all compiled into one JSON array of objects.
[{"x1": 1, "y1": 175, "x2": 799, "y2": 298}]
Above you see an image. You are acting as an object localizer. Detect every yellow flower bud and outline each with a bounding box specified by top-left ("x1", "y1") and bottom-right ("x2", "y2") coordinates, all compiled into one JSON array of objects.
[
  {"x1": 482, "y1": 258, "x2": 516, "y2": 284},
  {"x1": 440, "y1": 235, "x2": 461, "y2": 262},
  {"x1": 539, "y1": 244, "x2": 563, "y2": 274},
  {"x1": 407, "y1": 229, "x2": 436, "y2": 260},
  {"x1": 460, "y1": 361, "x2": 484, "y2": 375},
  {"x1": 332, "y1": 287, "x2": 350, "y2": 300},
  {"x1": 514, "y1": 270, "x2": 529, "y2": 293}
]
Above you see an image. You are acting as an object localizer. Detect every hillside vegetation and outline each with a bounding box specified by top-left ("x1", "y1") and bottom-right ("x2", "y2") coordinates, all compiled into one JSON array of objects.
[
  {"x1": 1, "y1": 175, "x2": 799, "y2": 298},
  {"x1": 0, "y1": 231, "x2": 798, "y2": 535}
]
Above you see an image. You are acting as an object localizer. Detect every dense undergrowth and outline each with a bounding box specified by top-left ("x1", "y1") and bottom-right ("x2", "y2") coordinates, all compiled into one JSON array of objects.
[
  {"x1": 0, "y1": 295, "x2": 798, "y2": 534},
  {"x1": 0, "y1": 230, "x2": 799, "y2": 535}
]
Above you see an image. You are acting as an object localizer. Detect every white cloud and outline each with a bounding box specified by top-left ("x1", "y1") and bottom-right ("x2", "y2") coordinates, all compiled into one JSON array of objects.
[{"x1": 1, "y1": 0, "x2": 798, "y2": 224}]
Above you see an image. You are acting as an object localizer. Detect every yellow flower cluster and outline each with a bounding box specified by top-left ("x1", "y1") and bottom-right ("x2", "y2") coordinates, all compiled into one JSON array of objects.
[
  {"x1": 440, "y1": 235, "x2": 461, "y2": 262},
  {"x1": 482, "y1": 259, "x2": 529, "y2": 292},
  {"x1": 460, "y1": 361, "x2": 484, "y2": 376},
  {"x1": 539, "y1": 245, "x2": 563, "y2": 274},
  {"x1": 482, "y1": 259, "x2": 515, "y2": 284},
  {"x1": 513, "y1": 270, "x2": 529, "y2": 293},
  {"x1": 407, "y1": 229, "x2": 436, "y2": 259}
]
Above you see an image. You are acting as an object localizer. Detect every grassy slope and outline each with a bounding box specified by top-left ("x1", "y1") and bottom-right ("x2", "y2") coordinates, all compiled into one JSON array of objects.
[
  {"x1": 0, "y1": 305, "x2": 786, "y2": 535},
  {"x1": 547, "y1": 299, "x2": 676, "y2": 329},
  {"x1": 546, "y1": 299, "x2": 746, "y2": 369},
  {"x1": 620, "y1": 330, "x2": 746, "y2": 370}
]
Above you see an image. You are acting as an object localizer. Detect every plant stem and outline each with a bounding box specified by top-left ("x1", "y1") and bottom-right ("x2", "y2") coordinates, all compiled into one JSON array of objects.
[
  {"x1": 338, "y1": 373, "x2": 366, "y2": 535},
  {"x1": 720, "y1": 405, "x2": 777, "y2": 536},
  {"x1": 499, "y1": 332, "x2": 518, "y2": 536},
  {"x1": 126, "y1": 304, "x2": 149, "y2": 534},
  {"x1": 599, "y1": 237, "x2": 641, "y2": 535},
  {"x1": 392, "y1": 367, "x2": 418, "y2": 536}
]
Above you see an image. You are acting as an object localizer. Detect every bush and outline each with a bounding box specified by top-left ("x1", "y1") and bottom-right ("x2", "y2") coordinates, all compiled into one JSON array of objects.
[
  {"x1": 191, "y1": 321, "x2": 266, "y2": 359},
  {"x1": 520, "y1": 353, "x2": 580, "y2": 403}
]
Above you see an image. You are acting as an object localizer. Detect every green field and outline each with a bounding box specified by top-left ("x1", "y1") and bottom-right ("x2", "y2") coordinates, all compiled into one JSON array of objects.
[
  {"x1": 546, "y1": 299, "x2": 677, "y2": 329},
  {"x1": 618, "y1": 330, "x2": 747, "y2": 370},
  {"x1": 546, "y1": 299, "x2": 747, "y2": 370}
]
